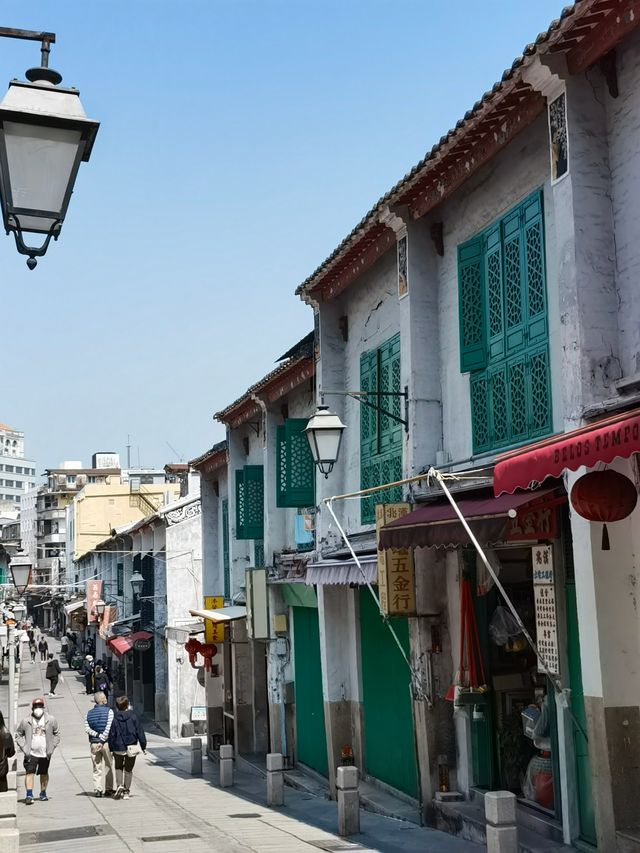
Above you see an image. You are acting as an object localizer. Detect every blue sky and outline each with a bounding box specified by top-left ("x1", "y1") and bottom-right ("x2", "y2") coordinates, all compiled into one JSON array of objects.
[{"x1": 2, "y1": 0, "x2": 563, "y2": 472}]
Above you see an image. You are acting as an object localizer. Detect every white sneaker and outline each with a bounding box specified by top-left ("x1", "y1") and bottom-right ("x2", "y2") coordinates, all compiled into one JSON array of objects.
[{"x1": 123, "y1": 790, "x2": 130, "y2": 800}]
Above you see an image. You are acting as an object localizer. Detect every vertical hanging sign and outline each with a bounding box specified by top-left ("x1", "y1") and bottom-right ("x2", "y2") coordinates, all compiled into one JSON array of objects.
[
  {"x1": 375, "y1": 503, "x2": 416, "y2": 616},
  {"x1": 531, "y1": 544, "x2": 559, "y2": 675},
  {"x1": 204, "y1": 595, "x2": 224, "y2": 643},
  {"x1": 86, "y1": 580, "x2": 103, "y2": 623}
]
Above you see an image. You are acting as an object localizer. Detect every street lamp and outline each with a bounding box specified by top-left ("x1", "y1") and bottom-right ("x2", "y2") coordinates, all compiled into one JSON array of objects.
[
  {"x1": 94, "y1": 599, "x2": 106, "y2": 617},
  {"x1": 130, "y1": 570, "x2": 144, "y2": 598},
  {"x1": 9, "y1": 549, "x2": 32, "y2": 595},
  {"x1": 0, "y1": 27, "x2": 99, "y2": 268},
  {"x1": 11, "y1": 601, "x2": 26, "y2": 621},
  {"x1": 304, "y1": 406, "x2": 346, "y2": 477}
]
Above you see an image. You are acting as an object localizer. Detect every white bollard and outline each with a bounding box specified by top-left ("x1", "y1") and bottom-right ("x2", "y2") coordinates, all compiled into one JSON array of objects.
[
  {"x1": 266, "y1": 752, "x2": 284, "y2": 806},
  {"x1": 190, "y1": 737, "x2": 202, "y2": 775},
  {"x1": 485, "y1": 790, "x2": 518, "y2": 853},
  {"x1": 336, "y1": 765, "x2": 359, "y2": 837},
  {"x1": 219, "y1": 744, "x2": 234, "y2": 788}
]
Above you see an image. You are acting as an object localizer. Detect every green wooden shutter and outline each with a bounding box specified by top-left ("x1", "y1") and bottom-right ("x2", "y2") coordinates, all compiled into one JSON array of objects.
[
  {"x1": 522, "y1": 190, "x2": 547, "y2": 348},
  {"x1": 360, "y1": 349, "x2": 378, "y2": 457},
  {"x1": 470, "y1": 372, "x2": 490, "y2": 454},
  {"x1": 485, "y1": 224, "x2": 505, "y2": 362},
  {"x1": 507, "y1": 354, "x2": 528, "y2": 443},
  {"x1": 458, "y1": 236, "x2": 487, "y2": 373},
  {"x1": 528, "y1": 345, "x2": 552, "y2": 437},
  {"x1": 284, "y1": 419, "x2": 315, "y2": 507},
  {"x1": 222, "y1": 499, "x2": 230, "y2": 599},
  {"x1": 276, "y1": 425, "x2": 287, "y2": 508},
  {"x1": 235, "y1": 468, "x2": 246, "y2": 539},
  {"x1": 503, "y1": 205, "x2": 526, "y2": 355},
  {"x1": 378, "y1": 334, "x2": 402, "y2": 454},
  {"x1": 243, "y1": 465, "x2": 264, "y2": 539}
]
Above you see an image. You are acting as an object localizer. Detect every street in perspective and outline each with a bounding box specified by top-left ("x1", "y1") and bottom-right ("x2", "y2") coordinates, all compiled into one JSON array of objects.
[{"x1": 0, "y1": 2, "x2": 639, "y2": 852}]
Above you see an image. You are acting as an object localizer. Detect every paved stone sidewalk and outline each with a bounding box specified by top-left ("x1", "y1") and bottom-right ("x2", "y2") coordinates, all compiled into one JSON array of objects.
[{"x1": 15, "y1": 641, "x2": 481, "y2": 852}]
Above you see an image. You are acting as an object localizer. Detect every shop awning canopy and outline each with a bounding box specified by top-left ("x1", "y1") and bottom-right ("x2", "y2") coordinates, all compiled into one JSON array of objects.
[
  {"x1": 305, "y1": 554, "x2": 377, "y2": 586},
  {"x1": 64, "y1": 599, "x2": 86, "y2": 615},
  {"x1": 189, "y1": 606, "x2": 247, "y2": 623},
  {"x1": 493, "y1": 407, "x2": 640, "y2": 496},
  {"x1": 106, "y1": 630, "x2": 152, "y2": 658},
  {"x1": 378, "y1": 489, "x2": 554, "y2": 550}
]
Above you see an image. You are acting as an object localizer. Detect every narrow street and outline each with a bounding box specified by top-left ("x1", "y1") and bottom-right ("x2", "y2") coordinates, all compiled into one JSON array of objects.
[{"x1": 13, "y1": 642, "x2": 480, "y2": 853}]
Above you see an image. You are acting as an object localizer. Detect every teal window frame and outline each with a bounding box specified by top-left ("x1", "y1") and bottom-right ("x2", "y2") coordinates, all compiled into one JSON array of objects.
[
  {"x1": 276, "y1": 418, "x2": 315, "y2": 508},
  {"x1": 235, "y1": 465, "x2": 264, "y2": 540},
  {"x1": 458, "y1": 189, "x2": 552, "y2": 454},
  {"x1": 360, "y1": 333, "x2": 403, "y2": 525}
]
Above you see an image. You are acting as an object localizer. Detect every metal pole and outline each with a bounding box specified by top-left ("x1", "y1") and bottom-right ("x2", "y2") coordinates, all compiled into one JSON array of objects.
[{"x1": 8, "y1": 625, "x2": 15, "y2": 733}]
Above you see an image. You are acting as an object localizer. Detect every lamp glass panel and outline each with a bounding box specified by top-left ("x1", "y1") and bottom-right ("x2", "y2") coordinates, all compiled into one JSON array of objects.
[
  {"x1": 311, "y1": 427, "x2": 343, "y2": 463},
  {"x1": 10, "y1": 564, "x2": 31, "y2": 591},
  {"x1": 4, "y1": 122, "x2": 82, "y2": 221}
]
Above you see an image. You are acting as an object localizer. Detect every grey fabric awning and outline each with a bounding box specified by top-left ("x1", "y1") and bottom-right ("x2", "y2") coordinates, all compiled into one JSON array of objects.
[{"x1": 305, "y1": 554, "x2": 377, "y2": 586}]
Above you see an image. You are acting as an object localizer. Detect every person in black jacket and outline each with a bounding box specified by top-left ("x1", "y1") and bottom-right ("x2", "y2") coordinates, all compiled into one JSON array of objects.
[
  {"x1": 38, "y1": 637, "x2": 48, "y2": 662},
  {"x1": 0, "y1": 711, "x2": 15, "y2": 792},
  {"x1": 45, "y1": 654, "x2": 62, "y2": 696},
  {"x1": 108, "y1": 696, "x2": 146, "y2": 799}
]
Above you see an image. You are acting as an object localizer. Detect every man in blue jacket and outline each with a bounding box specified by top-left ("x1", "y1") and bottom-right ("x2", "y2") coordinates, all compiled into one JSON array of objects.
[{"x1": 85, "y1": 692, "x2": 114, "y2": 797}]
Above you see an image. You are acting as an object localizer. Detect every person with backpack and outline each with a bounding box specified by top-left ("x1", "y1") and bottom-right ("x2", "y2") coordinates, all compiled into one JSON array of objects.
[
  {"x1": 0, "y1": 710, "x2": 15, "y2": 793},
  {"x1": 85, "y1": 692, "x2": 114, "y2": 798},
  {"x1": 45, "y1": 654, "x2": 62, "y2": 696},
  {"x1": 38, "y1": 637, "x2": 48, "y2": 662},
  {"x1": 108, "y1": 696, "x2": 146, "y2": 800},
  {"x1": 93, "y1": 664, "x2": 112, "y2": 703}
]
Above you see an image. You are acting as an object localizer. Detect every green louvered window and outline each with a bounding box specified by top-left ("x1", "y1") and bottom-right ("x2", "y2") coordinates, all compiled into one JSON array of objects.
[
  {"x1": 222, "y1": 499, "x2": 230, "y2": 599},
  {"x1": 459, "y1": 190, "x2": 551, "y2": 454},
  {"x1": 360, "y1": 334, "x2": 403, "y2": 525},
  {"x1": 235, "y1": 465, "x2": 264, "y2": 540},
  {"x1": 276, "y1": 419, "x2": 315, "y2": 508}
]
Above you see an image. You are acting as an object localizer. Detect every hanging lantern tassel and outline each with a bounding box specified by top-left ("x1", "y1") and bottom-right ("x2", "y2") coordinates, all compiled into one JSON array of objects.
[{"x1": 602, "y1": 523, "x2": 610, "y2": 551}]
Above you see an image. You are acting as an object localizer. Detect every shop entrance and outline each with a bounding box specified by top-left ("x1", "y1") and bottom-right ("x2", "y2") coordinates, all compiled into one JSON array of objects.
[{"x1": 470, "y1": 547, "x2": 560, "y2": 817}]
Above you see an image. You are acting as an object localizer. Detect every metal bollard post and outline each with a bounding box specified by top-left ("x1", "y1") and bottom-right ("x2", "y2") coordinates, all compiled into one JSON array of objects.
[
  {"x1": 485, "y1": 790, "x2": 518, "y2": 853},
  {"x1": 190, "y1": 737, "x2": 203, "y2": 775},
  {"x1": 336, "y1": 765, "x2": 359, "y2": 837},
  {"x1": 266, "y1": 752, "x2": 284, "y2": 806},
  {"x1": 219, "y1": 744, "x2": 234, "y2": 788}
]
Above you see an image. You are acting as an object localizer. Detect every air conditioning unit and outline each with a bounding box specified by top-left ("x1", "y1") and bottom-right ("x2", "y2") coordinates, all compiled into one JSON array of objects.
[
  {"x1": 76, "y1": 474, "x2": 87, "y2": 487},
  {"x1": 56, "y1": 474, "x2": 66, "y2": 487}
]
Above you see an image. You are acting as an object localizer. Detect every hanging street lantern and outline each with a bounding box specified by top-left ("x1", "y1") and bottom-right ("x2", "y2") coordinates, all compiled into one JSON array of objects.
[
  {"x1": 570, "y1": 469, "x2": 638, "y2": 550},
  {"x1": 9, "y1": 549, "x2": 32, "y2": 594},
  {"x1": 0, "y1": 30, "x2": 99, "y2": 268},
  {"x1": 130, "y1": 569, "x2": 145, "y2": 598},
  {"x1": 304, "y1": 406, "x2": 347, "y2": 477},
  {"x1": 94, "y1": 599, "x2": 106, "y2": 617}
]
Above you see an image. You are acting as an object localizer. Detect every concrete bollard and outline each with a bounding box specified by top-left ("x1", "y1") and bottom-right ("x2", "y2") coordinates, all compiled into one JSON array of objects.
[
  {"x1": 219, "y1": 744, "x2": 234, "y2": 788},
  {"x1": 336, "y1": 765, "x2": 359, "y2": 837},
  {"x1": 5, "y1": 772, "x2": 16, "y2": 792},
  {"x1": 266, "y1": 752, "x2": 284, "y2": 806},
  {"x1": 0, "y1": 791, "x2": 17, "y2": 830},
  {"x1": 190, "y1": 737, "x2": 203, "y2": 775},
  {"x1": 0, "y1": 828, "x2": 18, "y2": 853},
  {"x1": 485, "y1": 790, "x2": 518, "y2": 853}
]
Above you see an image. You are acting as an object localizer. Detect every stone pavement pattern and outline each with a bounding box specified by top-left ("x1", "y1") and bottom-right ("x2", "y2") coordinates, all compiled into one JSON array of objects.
[{"x1": 14, "y1": 641, "x2": 481, "y2": 852}]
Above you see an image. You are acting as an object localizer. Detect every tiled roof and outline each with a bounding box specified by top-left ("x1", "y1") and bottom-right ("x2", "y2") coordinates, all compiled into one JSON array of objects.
[
  {"x1": 188, "y1": 440, "x2": 227, "y2": 469},
  {"x1": 296, "y1": 0, "x2": 629, "y2": 300}
]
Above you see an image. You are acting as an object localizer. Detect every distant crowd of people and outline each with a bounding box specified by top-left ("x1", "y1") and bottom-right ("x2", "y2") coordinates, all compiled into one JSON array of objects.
[{"x1": 0, "y1": 627, "x2": 147, "y2": 804}]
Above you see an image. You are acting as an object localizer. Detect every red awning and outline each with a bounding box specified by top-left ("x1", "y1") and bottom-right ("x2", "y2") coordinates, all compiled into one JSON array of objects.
[
  {"x1": 107, "y1": 631, "x2": 152, "y2": 658},
  {"x1": 493, "y1": 407, "x2": 640, "y2": 496},
  {"x1": 378, "y1": 489, "x2": 555, "y2": 550}
]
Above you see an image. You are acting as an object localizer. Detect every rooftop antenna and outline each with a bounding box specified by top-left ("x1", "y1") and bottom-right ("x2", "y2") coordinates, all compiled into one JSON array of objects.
[
  {"x1": 126, "y1": 434, "x2": 131, "y2": 469},
  {"x1": 166, "y1": 441, "x2": 185, "y2": 463}
]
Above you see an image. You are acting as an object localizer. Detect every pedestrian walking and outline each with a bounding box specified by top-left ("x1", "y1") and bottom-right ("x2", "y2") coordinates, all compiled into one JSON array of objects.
[
  {"x1": 29, "y1": 639, "x2": 37, "y2": 664},
  {"x1": 0, "y1": 710, "x2": 15, "y2": 793},
  {"x1": 38, "y1": 637, "x2": 48, "y2": 661},
  {"x1": 15, "y1": 697, "x2": 60, "y2": 805},
  {"x1": 83, "y1": 655, "x2": 94, "y2": 695},
  {"x1": 108, "y1": 696, "x2": 146, "y2": 800},
  {"x1": 85, "y1": 692, "x2": 114, "y2": 798},
  {"x1": 45, "y1": 654, "x2": 62, "y2": 696},
  {"x1": 93, "y1": 664, "x2": 112, "y2": 703}
]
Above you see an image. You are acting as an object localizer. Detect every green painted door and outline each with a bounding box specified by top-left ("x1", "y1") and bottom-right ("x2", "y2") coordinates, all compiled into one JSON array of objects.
[
  {"x1": 566, "y1": 583, "x2": 597, "y2": 845},
  {"x1": 293, "y1": 606, "x2": 328, "y2": 776},
  {"x1": 359, "y1": 588, "x2": 418, "y2": 798}
]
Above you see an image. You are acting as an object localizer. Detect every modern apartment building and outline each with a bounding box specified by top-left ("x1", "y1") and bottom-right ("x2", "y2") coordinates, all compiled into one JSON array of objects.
[{"x1": 0, "y1": 422, "x2": 37, "y2": 512}]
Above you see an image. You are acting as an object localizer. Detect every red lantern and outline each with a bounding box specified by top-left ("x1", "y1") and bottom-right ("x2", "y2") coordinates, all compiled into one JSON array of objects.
[
  {"x1": 570, "y1": 470, "x2": 637, "y2": 550},
  {"x1": 184, "y1": 638, "x2": 202, "y2": 668},
  {"x1": 200, "y1": 643, "x2": 218, "y2": 673}
]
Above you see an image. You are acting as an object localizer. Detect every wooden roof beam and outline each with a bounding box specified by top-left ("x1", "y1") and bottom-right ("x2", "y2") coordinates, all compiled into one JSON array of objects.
[{"x1": 567, "y1": 0, "x2": 640, "y2": 72}]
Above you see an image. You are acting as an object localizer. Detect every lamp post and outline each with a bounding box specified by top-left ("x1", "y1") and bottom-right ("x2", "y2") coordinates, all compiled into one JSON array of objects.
[
  {"x1": 0, "y1": 26, "x2": 99, "y2": 268},
  {"x1": 7, "y1": 551, "x2": 32, "y2": 731},
  {"x1": 130, "y1": 570, "x2": 144, "y2": 599}
]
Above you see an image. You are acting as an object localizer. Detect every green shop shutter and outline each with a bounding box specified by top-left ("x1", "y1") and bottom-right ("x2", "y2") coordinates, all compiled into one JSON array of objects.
[
  {"x1": 235, "y1": 469, "x2": 246, "y2": 539},
  {"x1": 458, "y1": 235, "x2": 487, "y2": 373},
  {"x1": 522, "y1": 190, "x2": 548, "y2": 348},
  {"x1": 243, "y1": 465, "x2": 264, "y2": 539},
  {"x1": 277, "y1": 419, "x2": 315, "y2": 508}
]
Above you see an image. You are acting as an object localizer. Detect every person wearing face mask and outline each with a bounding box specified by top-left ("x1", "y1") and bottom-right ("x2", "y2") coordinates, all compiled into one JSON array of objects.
[{"x1": 15, "y1": 698, "x2": 60, "y2": 805}]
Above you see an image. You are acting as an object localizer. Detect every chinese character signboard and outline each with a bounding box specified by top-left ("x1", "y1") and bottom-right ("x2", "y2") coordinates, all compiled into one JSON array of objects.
[
  {"x1": 204, "y1": 595, "x2": 224, "y2": 643},
  {"x1": 375, "y1": 503, "x2": 416, "y2": 616},
  {"x1": 86, "y1": 580, "x2": 103, "y2": 623},
  {"x1": 531, "y1": 545, "x2": 558, "y2": 675},
  {"x1": 508, "y1": 504, "x2": 558, "y2": 541}
]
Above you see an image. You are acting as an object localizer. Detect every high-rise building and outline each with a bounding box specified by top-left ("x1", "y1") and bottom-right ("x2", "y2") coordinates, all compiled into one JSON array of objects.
[{"x1": 0, "y1": 423, "x2": 37, "y2": 513}]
